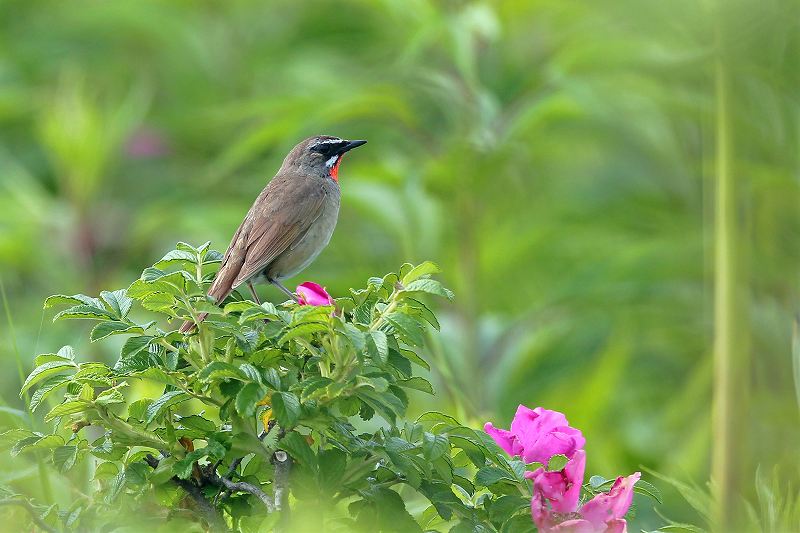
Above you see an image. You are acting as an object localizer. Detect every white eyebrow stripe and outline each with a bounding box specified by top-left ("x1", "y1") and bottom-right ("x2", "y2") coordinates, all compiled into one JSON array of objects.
[{"x1": 325, "y1": 155, "x2": 340, "y2": 168}]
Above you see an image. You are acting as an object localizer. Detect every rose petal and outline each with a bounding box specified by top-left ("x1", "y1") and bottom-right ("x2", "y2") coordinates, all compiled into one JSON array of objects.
[
  {"x1": 579, "y1": 472, "x2": 640, "y2": 527},
  {"x1": 296, "y1": 282, "x2": 334, "y2": 306},
  {"x1": 531, "y1": 449, "x2": 586, "y2": 514}
]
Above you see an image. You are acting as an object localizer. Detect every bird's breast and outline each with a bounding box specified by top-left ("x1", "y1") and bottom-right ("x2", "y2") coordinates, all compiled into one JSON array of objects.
[{"x1": 266, "y1": 186, "x2": 340, "y2": 280}]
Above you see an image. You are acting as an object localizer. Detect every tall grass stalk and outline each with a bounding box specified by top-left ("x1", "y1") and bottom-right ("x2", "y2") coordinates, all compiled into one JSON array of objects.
[
  {"x1": 710, "y1": 17, "x2": 745, "y2": 529},
  {"x1": 0, "y1": 277, "x2": 53, "y2": 502}
]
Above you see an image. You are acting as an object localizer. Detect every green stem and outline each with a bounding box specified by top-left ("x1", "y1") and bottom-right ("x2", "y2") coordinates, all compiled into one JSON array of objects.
[
  {"x1": 95, "y1": 408, "x2": 179, "y2": 454},
  {"x1": 0, "y1": 277, "x2": 54, "y2": 502},
  {"x1": 711, "y1": 18, "x2": 746, "y2": 530}
]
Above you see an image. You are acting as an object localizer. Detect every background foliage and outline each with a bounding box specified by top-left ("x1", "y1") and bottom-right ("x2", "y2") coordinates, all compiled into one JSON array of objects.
[{"x1": 0, "y1": 0, "x2": 798, "y2": 530}]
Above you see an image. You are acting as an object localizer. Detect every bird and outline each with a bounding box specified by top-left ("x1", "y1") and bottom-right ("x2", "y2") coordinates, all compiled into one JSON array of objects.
[{"x1": 180, "y1": 135, "x2": 366, "y2": 333}]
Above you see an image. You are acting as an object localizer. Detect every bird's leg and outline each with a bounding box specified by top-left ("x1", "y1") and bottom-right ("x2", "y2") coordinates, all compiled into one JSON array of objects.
[
  {"x1": 246, "y1": 281, "x2": 261, "y2": 304},
  {"x1": 270, "y1": 279, "x2": 300, "y2": 303}
]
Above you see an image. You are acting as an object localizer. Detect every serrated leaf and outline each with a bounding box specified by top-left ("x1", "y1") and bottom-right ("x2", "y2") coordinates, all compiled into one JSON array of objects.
[
  {"x1": 236, "y1": 382, "x2": 268, "y2": 417},
  {"x1": 279, "y1": 322, "x2": 328, "y2": 345},
  {"x1": 12, "y1": 434, "x2": 65, "y2": 455},
  {"x1": 96, "y1": 384, "x2": 127, "y2": 406},
  {"x1": 399, "y1": 377, "x2": 434, "y2": 394},
  {"x1": 53, "y1": 445, "x2": 78, "y2": 472},
  {"x1": 141, "y1": 292, "x2": 177, "y2": 313},
  {"x1": 417, "y1": 411, "x2": 460, "y2": 426},
  {"x1": 272, "y1": 391, "x2": 301, "y2": 427},
  {"x1": 318, "y1": 449, "x2": 347, "y2": 491},
  {"x1": 90, "y1": 321, "x2": 145, "y2": 342},
  {"x1": 401, "y1": 261, "x2": 441, "y2": 285},
  {"x1": 385, "y1": 312, "x2": 425, "y2": 346},
  {"x1": 366, "y1": 330, "x2": 388, "y2": 363},
  {"x1": 547, "y1": 454, "x2": 569, "y2": 472},
  {"x1": 402, "y1": 279, "x2": 454, "y2": 300},
  {"x1": 121, "y1": 336, "x2": 155, "y2": 359},
  {"x1": 100, "y1": 289, "x2": 133, "y2": 318},
  {"x1": 29, "y1": 376, "x2": 70, "y2": 412},
  {"x1": 177, "y1": 415, "x2": 216, "y2": 433},
  {"x1": 422, "y1": 432, "x2": 449, "y2": 461},
  {"x1": 44, "y1": 294, "x2": 103, "y2": 309},
  {"x1": 633, "y1": 479, "x2": 663, "y2": 504},
  {"x1": 198, "y1": 361, "x2": 247, "y2": 381},
  {"x1": 20, "y1": 360, "x2": 77, "y2": 396},
  {"x1": 475, "y1": 466, "x2": 515, "y2": 486},
  {"x1": 53, "y1": 304, "x2": 114, "y2": 321},
  {"x1": 44, "y1": 400, "x2": 92, "y2": 422},
  {"x1": 145, "y1": 391, "x2": 190, "y2": 424},
  {"x1": 280, "y1": 432, "x2": 316, "y2": 471}
]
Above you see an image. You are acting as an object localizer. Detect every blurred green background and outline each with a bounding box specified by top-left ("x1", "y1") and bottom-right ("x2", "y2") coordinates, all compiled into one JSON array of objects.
[{"x1": 1, "y1": 0, "x2": 798, "y2": 530}]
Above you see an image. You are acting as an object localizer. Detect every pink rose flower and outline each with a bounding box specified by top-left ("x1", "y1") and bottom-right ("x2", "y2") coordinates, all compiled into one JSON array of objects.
[
  {"x1": 527, "y1": 450, "x2": 586, "y2": 520},
  {"x1": 531, "y1": 470, "x2": 641, "y2": 533},
  {"x1": 484, "y1": 405, "x2": 586, "y2": 465},
  {"x1": 296, "y1": 282, "x2": 334, "y2": 306}
]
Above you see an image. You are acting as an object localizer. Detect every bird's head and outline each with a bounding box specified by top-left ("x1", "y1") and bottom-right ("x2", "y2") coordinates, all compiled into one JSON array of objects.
[{"x1": 283, "y1": 135, "x2": 367, "y2": 181}]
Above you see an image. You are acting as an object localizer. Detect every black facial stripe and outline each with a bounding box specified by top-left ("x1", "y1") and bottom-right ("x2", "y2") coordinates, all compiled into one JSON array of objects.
[{"x1": 310, "y1": 139, "x2": 347, "y2": 155}]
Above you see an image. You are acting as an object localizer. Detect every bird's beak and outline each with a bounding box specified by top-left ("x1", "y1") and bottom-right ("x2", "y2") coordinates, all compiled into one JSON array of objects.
[{"x1": 339, "y1": 139, "x2": 367, "y2": 154}]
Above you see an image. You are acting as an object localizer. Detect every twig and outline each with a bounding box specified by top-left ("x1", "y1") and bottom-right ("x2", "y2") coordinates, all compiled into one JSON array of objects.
[
  {"x1": 0, "y1": 498, "x2": 57, "y2": 533},
  {"x1": 144, "y1": 455, "x2": 228, "y2": 532},
  {"x1": 206, "y1": 470, "x2": 276, "y2": 513}
]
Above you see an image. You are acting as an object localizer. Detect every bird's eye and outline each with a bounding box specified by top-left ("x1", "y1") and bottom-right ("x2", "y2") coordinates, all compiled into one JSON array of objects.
[{"x1": 311, "y1": 139, "x2": 345, "y2": 155}]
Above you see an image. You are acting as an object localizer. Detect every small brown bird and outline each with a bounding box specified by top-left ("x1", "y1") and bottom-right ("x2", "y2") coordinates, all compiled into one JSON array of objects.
[{"x1": 180, "y1": 135, "x2": 366, "y2": 333}]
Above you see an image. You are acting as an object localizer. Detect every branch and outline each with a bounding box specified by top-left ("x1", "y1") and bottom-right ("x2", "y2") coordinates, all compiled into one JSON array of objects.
[
  {"x1": 0, "y1": 498, "x2": 57, "y2": 533},
  {"x1": 144, "y1": 455, "x2": 228, "y2": 532},
  {"x1": 206, "y1": 470, "x2": 276, "y2": 513}
]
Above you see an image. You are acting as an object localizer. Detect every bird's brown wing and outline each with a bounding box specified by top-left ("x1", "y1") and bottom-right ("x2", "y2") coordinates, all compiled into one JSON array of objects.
[{"x1": 231, "y1": 177, "x2": 327, "y2": 288}]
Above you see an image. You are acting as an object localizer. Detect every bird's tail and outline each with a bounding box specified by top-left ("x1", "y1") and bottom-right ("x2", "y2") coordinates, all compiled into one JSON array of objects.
[{"x1": 179, "y1": 312, "x2": 209, "y2": 334}]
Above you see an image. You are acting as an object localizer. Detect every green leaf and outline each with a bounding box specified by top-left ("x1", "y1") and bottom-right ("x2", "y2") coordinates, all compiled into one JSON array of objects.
[
  {"x1": 547, "y1": 454, "x2": 569, "y2": 471},
  {"x1": 422, "y1": 432, "x2": 450, "y2": 461},
  {"x1": 145, "y1": 391, "x2": 190, "y2": 424},
  {"x1": 402, "y1": 279, "x2": 454, "y2": 300},
  {"x1": 399, "y1": 377, "x2": 434, "y2": 394},
  {"x1": 633, "y1": 479, "x2": 663, "y2": 504},
  {"x1": 279, "y1": 322, "x2": 328, "y2": 345},
  {"x1": 141, "y1": 292, "x2": 177, "y2": 313},
  {"x1": 318, "y1": 449, "x2": 347, "y2": 491},
  {"x1": 96, "y1": 384, "x2": 127, "y2": 406},
  {"x1": 20, "y1": 360, "x2": 77, "y2": 396},
  {"x1": 44, "y1": 294, "x2": 103, "y2": 309},
  {"x1": 401, "y1": 261, "x2": 441, "y2": 285},
  {"x1": 29, "y1": 375, "x2": 71, "y2": 412},
  {"x1": 488, "y1": 495, "x2": 530, "y2": 524},
  {"x1": 280, "y1": 431, "x2": 317, "y2": 471},
  {"x1": 90, "y1": 321, "x2": 145, "y2": 342},
  {"x1": 53, "y1": 304, "x2": 114, "y2": 321},
  {"x1": 272, "y1": 391, "x2": 301, "y2": 427},
  {"x1": 12, "y1": 434, "x2": 65, "y2": 455},
  {"x1": 235, "y1": 382, "x2": 268, "y2": 417},
  {"x1": 198, "y1": 361, "x2": 247, "y2": 381},
  {"x1": 100, "y1": 289, "x2": 133, "y2": 318},
  {"x1": 150, "y1": 456, "x2": 177, "y2": 485},
  {"x1": 154, "y1": 249, "x2": 197, "y2": 268},
  {"x1": 366, "y1": 330, "x2": 388, "y2": 363},
  {"x1": 475, "y1": 466, "x2": 516, "y2": 486},
  {"x1": 301, "y1": 376, "x2": 333, "y2": 400},
  {"x1": 385, "y1": 312, "x2": 425, "y2": 346},
  {"x1": 44, "y1": 400, "x2": 92, "y2": 422},
  {"x1": 394, "y1": 348, "x2": 430, "y2": 371},
  {"x1": 177, "y1": 415, "x2": 217, "y2": 433},
  {"x1": 53, "y1": 445, "x2": 79, "y2": 472},
  {"x1": 121, "y1": 336, "x2": 155, "y2": 359},
  {"x1": 417, "y1": 411, "x2": 460, "y2": 426}
]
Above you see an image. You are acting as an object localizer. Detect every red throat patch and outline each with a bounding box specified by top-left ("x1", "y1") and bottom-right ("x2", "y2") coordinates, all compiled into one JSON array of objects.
[{"x1": 330, "y1": 155, "x2": 343, "y2": 182}]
